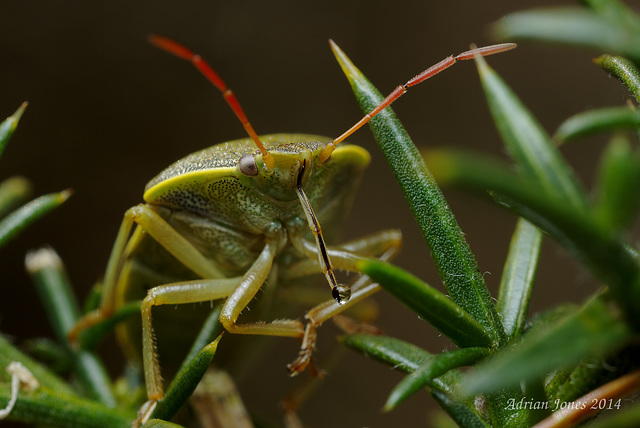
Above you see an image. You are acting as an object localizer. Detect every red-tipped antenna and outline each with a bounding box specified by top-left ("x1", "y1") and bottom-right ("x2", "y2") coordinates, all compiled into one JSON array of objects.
[
  {"x1": 318, "y1": 42, "x2": 517, "y2": 162},
  {"x1": 149, "y1": 34, "x2": 275, "y2": 170}
]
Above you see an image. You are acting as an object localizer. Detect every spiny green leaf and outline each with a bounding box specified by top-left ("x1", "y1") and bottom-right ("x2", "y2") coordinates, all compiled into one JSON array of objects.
[
  {"x1": 492, "y1": 8, "x2": 640, "y2": 64},
  {"x1": 0, "y1": 102, "x2": 27, "y2": 160},
  {"x1": 385, "y1": 348, "x2": 489, "y2": 411},
  {"x1": 342, "y1": 335, "x2": 487, "y2": 425},
  {"x1": 0, "y1": 190, "x2": 72, "y2": 249},
  {"x1": 341, "y1": 334, "x2": 430, "y2": 373},
  {"x1": 357, "y1": 259, "x2": 493, "y2": 348},
  {"x1": 150, "y1": 335, "x2": 222, "y2": 422},
  {"x1": 475, "y1": 54, "x2": 589, "y2": 212},
  {"x1": 426, "y1": 149, "x2": 640, "y2": 320},
  {"x1": 330, "y1": 40, "x2": 505, "y2": 343},
  {"x1": 596, "y1": 54, "x2": 640, "y2": 101},
  {"x1": 497, "y1": 218, "x2": 542, "y2": 340},
  {"x1": 463, "y1": 294, "x2": 633, "y2": 395},
  {"x1": 554, "y1": 106, "x2": 640, "y2": 143}
]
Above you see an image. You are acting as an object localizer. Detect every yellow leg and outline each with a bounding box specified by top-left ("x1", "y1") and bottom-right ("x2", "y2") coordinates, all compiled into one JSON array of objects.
[
  {"x1": 219, "y1": 238, "x2": 304, "y2": 337},
  {"x1": 286, "y1": 229, "x2": 402, "y2": 373},
  {"x1": 68, "y1": 205, "x2": 227, "y2": 341}
]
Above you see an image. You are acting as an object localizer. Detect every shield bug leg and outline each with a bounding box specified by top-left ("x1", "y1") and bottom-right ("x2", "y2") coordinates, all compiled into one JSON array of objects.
[
  {"x1": 140, "y1": 276, "x2": 241, "y2": 401},
  {"x1": 285, "y1": 229, "x2": 401, "y2": 373},
  {"x1": 216, "y1": 238, "x2": 304, "y2": 338}
]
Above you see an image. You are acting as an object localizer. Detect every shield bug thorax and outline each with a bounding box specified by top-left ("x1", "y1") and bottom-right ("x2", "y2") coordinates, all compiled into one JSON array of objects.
[{"x1": 114, "y1": 134, "x2": 369, "y2": 366}]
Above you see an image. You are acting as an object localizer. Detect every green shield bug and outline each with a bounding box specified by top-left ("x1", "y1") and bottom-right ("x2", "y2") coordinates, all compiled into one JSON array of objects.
[{"x1": 70, "y1": 36, "x2": 516, "y2": 422}]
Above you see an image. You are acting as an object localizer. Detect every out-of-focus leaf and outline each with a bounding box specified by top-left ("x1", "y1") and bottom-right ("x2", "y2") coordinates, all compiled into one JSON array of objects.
[
  {"x1": 331, "y1": 40, "x2": 504, "y2": 343},
  {"x1": 586, "y1": 402, "x2": 640, "y2": 428},
  {"x1": 579, "y1": 0, "x2": 640, "y2": 32},
  {"x1": 385, "y1": 348, "x2": 489, "y2": 411},
  {"x1": 463, "y1": 294, "x2": 632, "y2": 395},
  {"x1": 554, "y1": 106, "x2": 640, "y2": 143},
  {"x1": 0, "y1": 190, "x2": 71, "y2": 249},
  {"x1": 475, "y1": 54, "x2": 588, "y2": 212},
  {"x1": 593, "y1": 135, "x2": 640, "y2": 234},
  {"x1": 356, "y1": 259, "x2": 493, "y2": 348},
  {"x1": 77, "y1": 301, "x2": 141, "y2": 350},
  {"x1": 25, "y1": 247, "x2": 115, "y2": 407},
  {"x1": 596, "y1": 54, "x2": 640, "y2": 101},
  {"x1": 0, "y1": 335, "x2": 75, "y2": 395},
  {"x1": 0, "y1": 177, "x2": 32, "y2": 218},
  {"x1": 492, "y1": 8, "x2": 640, "y2": 64},
  {"x1": 0, "y1": 384, "x2": 133, "y2": 427},
  {"x1": 21, "y1": 337, "x2": 73, "y2": 374},
  {"x1": 497, "y1": 218, "x2": 542, "y2": 340}
]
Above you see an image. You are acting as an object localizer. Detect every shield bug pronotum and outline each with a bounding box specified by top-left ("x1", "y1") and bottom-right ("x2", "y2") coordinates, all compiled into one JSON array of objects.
[{"x1": 70, "y1": 36, "x2": 515, "y2": 422}]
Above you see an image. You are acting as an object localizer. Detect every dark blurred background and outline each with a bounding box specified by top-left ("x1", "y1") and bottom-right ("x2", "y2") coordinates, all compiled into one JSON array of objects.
[{"x1": 0, "y1": 1, "x2": 634, "y2": 426}]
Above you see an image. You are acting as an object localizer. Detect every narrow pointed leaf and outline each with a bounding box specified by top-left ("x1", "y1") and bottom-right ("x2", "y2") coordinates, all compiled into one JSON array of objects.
[
  {"x1": 426, "y1": 149, "x2": 640, "y2": 319},
  {"x1": 151, "y1": 335, "x2": 222, "y2": 422},
  {"x1": 0, "y1": 190, "x2": 72, "y2": 249},
  {"x1": 475, "y1": 54, "x2": 588, "y2": 212},
  {"x1": 357, "y1": 259, "x2": 493, "y2": 348},
  {"x1": 26, "y1": 247, "x2": 115, "y2": 406},
  {"x1": 0, "y1": 177, "x2": 32, "y2": 218},
  {"x1": 0, "y1": 384, "x2": 133, "y2": 427},
  {"x1": 593, "y1": 135, "x2": 640, "y2": 233},
  {"x1": 463, "y1": 294, "x2": 633, "y2": 395},
  {"x1": 596, "y1": 55, "x2": 640, "y2": 102},
  {"x1": 554, "y1": 106, "x2": 640, "y2": 143},
  {"x1": 385, "y1": 347, "x2": 489, "y2": 411},
  {"x1": 176, "y1": 306, "x2": 223, "y2": 375},
  {"x1": 342, "y1": 334, "x2": 487, "y2": 425},
  {"x1": 0, "y1": 102, "x2": 27, "y2": 159},
  {"x1": 341, "y1": 334, "x2": 431, "y2": 373},
  {"x1": 331, "y1": 41, "x2": 504, "y2": 343},
  {"x1": 492, "y1": 8, "x2": 640, "y2": 64},
  {"x1": 497, "y1": 218, "x2": 542, "y2": 339}
]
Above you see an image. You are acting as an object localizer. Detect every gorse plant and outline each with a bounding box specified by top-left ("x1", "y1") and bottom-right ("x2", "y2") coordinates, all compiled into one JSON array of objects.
[
  {"x1": 2, "y1": 1, "x2": 640, "y2": 427},
  {"x1": 339, "y1": 1, "x2": 640, "y2": 427}
]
